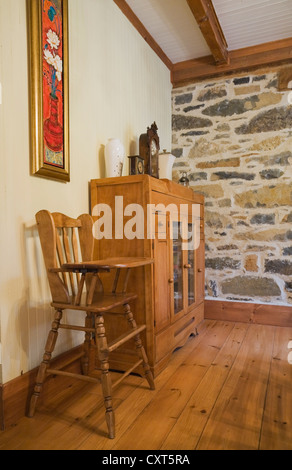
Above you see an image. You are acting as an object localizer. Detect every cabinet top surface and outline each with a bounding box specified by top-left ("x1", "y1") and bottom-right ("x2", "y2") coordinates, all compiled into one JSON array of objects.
[{"x1": 91, "y1": 175, "x2": 204, "y2": 203}]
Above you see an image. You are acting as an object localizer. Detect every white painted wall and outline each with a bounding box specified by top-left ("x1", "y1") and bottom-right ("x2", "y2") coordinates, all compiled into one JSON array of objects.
[{"x1": 0, "y1": 0, "x2": 172, "y2": 383}]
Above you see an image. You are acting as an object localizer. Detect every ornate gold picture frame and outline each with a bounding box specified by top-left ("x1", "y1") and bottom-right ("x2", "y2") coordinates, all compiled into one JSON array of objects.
[{"x1": 28, "y1": 0, "x2": 70, "y2": 182}]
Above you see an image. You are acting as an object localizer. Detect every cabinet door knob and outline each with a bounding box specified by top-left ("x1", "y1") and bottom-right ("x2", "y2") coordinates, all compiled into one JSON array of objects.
[
  {"x1": 198, "y1": 269, "x2": 203, "y2": 273},
  {"x1": 184, "y1": 264, "x2": 192, "y2": 269},
  {"x1": 168, "y1": 279, "x2": 174, "y2": 284}
]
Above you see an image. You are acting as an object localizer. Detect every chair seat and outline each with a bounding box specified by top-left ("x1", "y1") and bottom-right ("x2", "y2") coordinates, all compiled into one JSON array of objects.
[{"x1": 52, "y1": 292, "x2": 138, "y2": 312}]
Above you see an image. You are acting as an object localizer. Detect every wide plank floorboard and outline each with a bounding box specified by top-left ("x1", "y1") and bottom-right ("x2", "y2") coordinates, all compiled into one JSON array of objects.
[
  {"x1": 0, "y1": 320, "x2": 291, "y2": 450},
  {"x1": 259, "y1": 326, "x2": 292, "y2": 450},
  {"x1": 196, "y1": 324, "x2": 275, "y2": 450},
  {"x1": 111, "y1": 321, "x2": 234, "y2": 450},
  {"x1": 161, "y1": 322, "x2": 249, "y2": 450}
]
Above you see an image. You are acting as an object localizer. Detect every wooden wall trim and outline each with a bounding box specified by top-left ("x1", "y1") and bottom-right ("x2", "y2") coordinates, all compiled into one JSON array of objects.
[
  {"x1": 205, "y1": 300, "x2": 292, "y2": 328},
  {"x1": 172, "y1": 37, "x2": 292, "y2": 86},
  {"x1": 278, "y1": 65, "x2": 292, "y2": 91},
  {"x1": 0, "y1": 345, "x2": 83, "y2": 431}
]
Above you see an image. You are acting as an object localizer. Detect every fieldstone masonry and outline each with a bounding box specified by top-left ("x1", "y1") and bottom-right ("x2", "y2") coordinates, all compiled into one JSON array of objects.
[{"x1": 172, "y1": 65, "x2": 292, "y2": 305}]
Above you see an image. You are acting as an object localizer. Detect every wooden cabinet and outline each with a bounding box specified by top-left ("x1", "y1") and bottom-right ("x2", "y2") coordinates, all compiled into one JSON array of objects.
[{"x1": 90, "y1": 175, "x2": 205, "y2": 377}]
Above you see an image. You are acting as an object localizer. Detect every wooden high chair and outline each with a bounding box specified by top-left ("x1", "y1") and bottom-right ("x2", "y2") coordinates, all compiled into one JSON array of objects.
[{"x1": 28, "y1": 210, "x2": 155, "y2": 439}]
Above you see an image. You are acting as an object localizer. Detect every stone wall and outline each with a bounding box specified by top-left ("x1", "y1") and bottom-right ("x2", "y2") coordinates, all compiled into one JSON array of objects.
[{"x1": 172, "y1": 65, "x2": 292, "y2": 305}]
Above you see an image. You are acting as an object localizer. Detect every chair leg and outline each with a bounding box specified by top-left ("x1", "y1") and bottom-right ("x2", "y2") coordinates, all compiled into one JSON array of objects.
[
  {"x1": 81, "y1": 313, "x2": 92, "y2": 375},
  {"x1": 28, "y1": 309, "x2": 63, "y2": 418},
  {"x1": 95, "y1": 314, "x2": 115, "y2": 439},
  {"x1": 124, "y1": 304, "x2": 155, "y2": 391}
]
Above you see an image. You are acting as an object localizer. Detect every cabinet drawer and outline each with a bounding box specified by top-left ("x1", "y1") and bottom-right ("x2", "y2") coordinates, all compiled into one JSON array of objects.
[{"x1": 155, "y1": 303, "x2": 204, "y2": 363}]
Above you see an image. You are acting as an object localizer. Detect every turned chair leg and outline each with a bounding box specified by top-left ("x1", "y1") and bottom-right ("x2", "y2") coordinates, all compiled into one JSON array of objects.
[
  {"x1": 28, "y1": 309, "x2": 63, "y2": 418},
  {"x1": 95, "y1": 314, "x2": 115, "y2": 439},
  {"x1": 124, "y1": 304, "x2": 155, "y2": 391},
  {"x1": 81, "y1": 313, "x2": 93, "y2": 375}
]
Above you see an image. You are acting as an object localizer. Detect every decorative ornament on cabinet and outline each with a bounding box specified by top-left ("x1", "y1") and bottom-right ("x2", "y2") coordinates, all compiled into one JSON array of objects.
[
  {"x1": 159, "y1": 150, "x2": 175, "y2": 180},
  {"x1": 139, "y1": 122, "x2": 160, "y2": 179},
  {"x1": 178, "y1": 171, "x2": 190, "y2": 187},
  {"x1": 128, "y1": 155, "x2": 145, "y2": 175},
  {"x1": 105, "y1": 138, "x2": 125, "y2": 177}
]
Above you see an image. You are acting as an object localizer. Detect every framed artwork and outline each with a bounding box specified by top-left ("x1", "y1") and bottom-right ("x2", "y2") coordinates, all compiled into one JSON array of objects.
[{"x1": 28, "y1": 0, "x2": 70, "y2": 182}]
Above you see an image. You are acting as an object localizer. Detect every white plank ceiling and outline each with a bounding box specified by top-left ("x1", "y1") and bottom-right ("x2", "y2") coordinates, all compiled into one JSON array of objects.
[
  {"x1": 126, "y1": 0, "x2": 211, "y2": 63},
  {"x1": 125, "y1": 0, "x2": 292, "y2": 64},
  {"x1": 213, "y1": 0, "x2": 292, "y2": 51}
]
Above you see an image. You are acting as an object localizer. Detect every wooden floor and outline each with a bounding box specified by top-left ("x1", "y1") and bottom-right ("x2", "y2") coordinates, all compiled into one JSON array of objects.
[{"x1": 0, "y1": 320, "x2": 291, "y2": 450}]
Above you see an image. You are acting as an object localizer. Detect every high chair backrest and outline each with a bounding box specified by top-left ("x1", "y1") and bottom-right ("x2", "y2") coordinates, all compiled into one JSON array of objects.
[{"x1": 36, "y1": 210, "x2": 94, "y2": 304}]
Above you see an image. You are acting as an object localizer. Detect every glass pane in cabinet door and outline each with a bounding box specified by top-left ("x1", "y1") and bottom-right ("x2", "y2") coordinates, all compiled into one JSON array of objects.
[
  {"x1": 188, "y1": 224, "x2": 195, "y2": 306},
  {"x1": 173, "y1": 222, "x2": 183, "y2": 314}
]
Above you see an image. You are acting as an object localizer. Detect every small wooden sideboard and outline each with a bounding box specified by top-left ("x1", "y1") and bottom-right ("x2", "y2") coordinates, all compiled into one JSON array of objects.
[{"x1": 90, "y1": 175, "x2": 205, "y2": 377}]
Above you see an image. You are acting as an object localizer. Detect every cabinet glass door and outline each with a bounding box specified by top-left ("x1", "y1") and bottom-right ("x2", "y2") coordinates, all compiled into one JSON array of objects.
[
  {"x1": 187, "y1": 225, "x2": 195, "y2": 306},
  {"x1": 173, "y1": 221, "x2": 183, "y2": 315}
]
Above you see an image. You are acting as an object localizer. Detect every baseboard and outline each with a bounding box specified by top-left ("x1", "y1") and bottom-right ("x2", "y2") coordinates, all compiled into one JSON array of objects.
[
  {"x1": 0, "y1": 345, "x2": 84, "y2": 431},
  {"x1": 0, "y1": 384, "x2": 4, "y2": 431},
  {"x1": 205, "y1": 299, "x2": 292, "y2": 327}
]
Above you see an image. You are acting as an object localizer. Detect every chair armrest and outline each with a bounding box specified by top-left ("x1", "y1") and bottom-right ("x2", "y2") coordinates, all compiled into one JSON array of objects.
[{"x1": 62, "y1": 257, "x2": 154, "y2": 271}]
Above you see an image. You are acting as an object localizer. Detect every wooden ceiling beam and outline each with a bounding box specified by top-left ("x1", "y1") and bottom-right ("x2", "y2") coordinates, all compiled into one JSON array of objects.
[
  {"x1": 172, "y1": 37, "x2": 292, "y2": 87},
  {"x1": 113, "y1": 0, "x2": 173, "y2": 71},
  {"x1": 187, "y1": 0, "x2": 229, "y2": 65}
]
